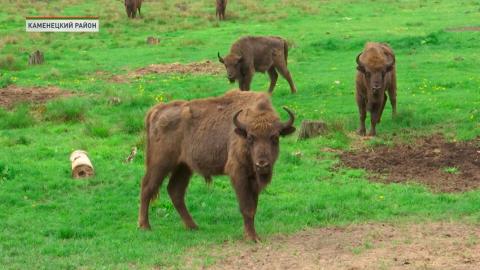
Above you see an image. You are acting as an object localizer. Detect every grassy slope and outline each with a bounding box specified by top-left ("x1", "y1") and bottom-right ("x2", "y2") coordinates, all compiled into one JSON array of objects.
[{"x1": 1, "y1": 0, "x2": 479, "y2": 269}]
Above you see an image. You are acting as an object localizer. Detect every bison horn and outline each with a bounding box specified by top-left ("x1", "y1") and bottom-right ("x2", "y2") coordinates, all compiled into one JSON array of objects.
[
  {"x1": 356, "y1": 53, "x2": 363, "y2": 67},
  {"x1": 387, "y1": 54, "x2": 396, "y2": 69},
  {"x1": 218, "y1": 52, "x2": 224, "y2": 63},
  {"x1": 281, "y1": 107, "x2": 295, "y2": 128},
  {"x1": 233, "y1": 110, "x2": 247, "y2": 131}
]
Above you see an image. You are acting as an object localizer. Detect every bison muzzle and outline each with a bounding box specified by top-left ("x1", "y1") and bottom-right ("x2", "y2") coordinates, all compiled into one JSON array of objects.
[{"x1": 138, "y1": 90, "x2": 296, "y2": 242}]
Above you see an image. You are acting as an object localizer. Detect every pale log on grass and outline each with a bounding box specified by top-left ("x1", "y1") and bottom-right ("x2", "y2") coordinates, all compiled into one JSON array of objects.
[
  {"x1": 298, "y1": 120, "x2": 327, "y2": 140},
  {"x1": 28, "y1": 50, "x2": 44, "y2": 65},
  {"x1": 70, "y1": 150, "x2": 94, "y2": 179}
]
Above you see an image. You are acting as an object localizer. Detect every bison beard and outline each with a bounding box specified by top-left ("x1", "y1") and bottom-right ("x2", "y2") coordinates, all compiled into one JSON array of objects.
[
  {"x1": 355, "y1": 42, "x2": 397, "y2": 136},
  {"x1": 138, "y1": 90, "x2": 295, "y2": 242}
]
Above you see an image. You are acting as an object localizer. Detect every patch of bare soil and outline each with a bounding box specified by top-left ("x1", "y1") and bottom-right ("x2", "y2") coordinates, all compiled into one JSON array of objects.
[
  {"x1": 0, "y1": 85, "x2": 72, "y2": 109},
  {"x1": 204, "y1": 222, "x2": 480, "y2": 270},
  {"x1": 445, "y1": 26, "x2": 480, "y2": 32},
  {"x1": 110, "y1": 60, "x2": 224, "y2": 83},
  {"x1": 340, "y1": 136, "x2": 480, "y2": 192}
]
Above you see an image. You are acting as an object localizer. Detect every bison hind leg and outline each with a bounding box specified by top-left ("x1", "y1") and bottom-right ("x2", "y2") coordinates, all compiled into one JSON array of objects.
[
  {"x1": 167, "y1": 163, "x2": 198, "y2": 230},
  {"x1": 138, "y1": 164, "x2": 170, "y2": 230}
]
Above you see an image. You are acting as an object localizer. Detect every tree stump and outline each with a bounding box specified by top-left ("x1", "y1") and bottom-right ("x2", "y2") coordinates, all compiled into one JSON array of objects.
[
  {"x1": 146, "y1": 37, "x2": 159, "y2": 45},
  {"x1": 70, "y1": 150, "x2": 94, "y2": 179},
  {"x1": 28, "y1": 50, "x2": 44, "y2": 65},
  {"x1": 297, "y1": 120, "x2": 327, "y2": 140}
]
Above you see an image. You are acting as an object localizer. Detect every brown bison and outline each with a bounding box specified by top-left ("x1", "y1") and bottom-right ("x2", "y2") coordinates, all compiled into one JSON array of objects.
[
  {"x1": 138, "y1": 90, "x2": 296, "y2": 242},
  {"x1": 355, "y1": 42, "x2": 397, "y2": 136},
  {"x1": 218, "y1": 36, "x2": 297, "y2": 94},
  {"x1": 125, "y1": 0, "x2": 142, "y2": 18},
  {"x1": 216, "y1": 0, "x2": 227, "y2": 20}
]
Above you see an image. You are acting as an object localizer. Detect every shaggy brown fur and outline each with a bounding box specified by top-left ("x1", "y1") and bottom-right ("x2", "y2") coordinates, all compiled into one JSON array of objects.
[
  {"x1": 125, "y1": 0, "x2": 142, "y2": 18},
  {"x1": 218, "y1": 36, "x2": 297, "y2": 94},
  {"x1": 216, "y1": 0, "x2": 227, "y2": 20},
  {"x1": 138, "y1": 90, "x2": 296, "y2": 242},
  {"x1": 355, "y1": 42, "x2": 397, "y2": 136}
]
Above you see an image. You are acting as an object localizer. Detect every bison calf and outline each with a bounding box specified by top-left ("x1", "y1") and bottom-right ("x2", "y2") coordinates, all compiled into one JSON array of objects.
[
  {"x1": 218, "y1": 36, "x2": 297, "y2": 94},
  {"x1": 138, "y1": 90, "x2": 296, "y2": 242},
  {"x1": 355, "y1": 42, "x2": 397, "y2": 136},
  {"x1": 216, "y1": 0, "x2": 227, "y2": 20},
  {"x1": 125, "y1": 0, "x2": 142, "y2": 18}
]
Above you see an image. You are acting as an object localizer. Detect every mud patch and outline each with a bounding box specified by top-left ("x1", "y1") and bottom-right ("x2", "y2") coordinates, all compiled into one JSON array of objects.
[
  {"x1": 340, "y1": 136, "x2": 480, "y2": 192},
  {"x1": 0, "y1": 85, "x2": 72, "y2": 109},
  {"x1": 445, "y1": 26, "x2": 480, "y2": 32},
  {"x1": 110, "y1": 60, "x2": 224, "y2": 83},
  {"x1": 202, "y1": 222, "x2": 480, "y2": 270}
]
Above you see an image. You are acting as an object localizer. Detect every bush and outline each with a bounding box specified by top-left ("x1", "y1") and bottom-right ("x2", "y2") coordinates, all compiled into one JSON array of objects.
[
  {"x1": 44, "y1": 98, "x2": 88, "y2": 123},
  {"x1": 0, "y1": 105, "x2": 35, "y2": 129},
  {"x1": 85, "y1": 120, "x2": 111, "y2": 138}
]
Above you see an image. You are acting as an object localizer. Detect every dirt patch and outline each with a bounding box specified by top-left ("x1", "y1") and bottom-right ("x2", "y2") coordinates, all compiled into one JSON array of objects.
[
  {"x1": 445, "y1": 26, "x2": 480, "y2": 32},
  {"x1": 0, "y1": 85, "x2": 72, "y2": 109},
  {"x1": 203, "y1": 222, "x2": 480, "y2": 270},
  {"x1": 110, "y1": 60, "x2": 224, "y2": 83},
  {"x1": 340, "y1": 136, "x2": 480, "y2": 192}
]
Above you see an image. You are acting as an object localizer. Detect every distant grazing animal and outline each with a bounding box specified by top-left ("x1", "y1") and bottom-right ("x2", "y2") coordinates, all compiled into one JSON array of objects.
[
  {"x1": 125, "y1": 0, "x2": 142, "y2": 18},
  {"x1": 138, "y1": 90, "x2": 296, "y2": 242},
  {"x1": 218, "y1": 36, "x2": 297, "y2": 94},
  {"x1": 355, "y1": 42, "x2": 397, "y2": 136},
  {"x1": 216, "y1": 0, "x2": 227, "y2": 20}
]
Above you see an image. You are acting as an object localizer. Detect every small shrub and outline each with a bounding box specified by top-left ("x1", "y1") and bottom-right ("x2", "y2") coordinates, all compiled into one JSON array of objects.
[
  {"x1": 0, "y1": 75, "x2": 13, "y2": 88},
  {"x1": 0, "y1": 162, "x2": 15, "y2": 183},
  {"x1": 121, "y1": 112, "x2": 145, "y2": 134},
  {"x1": 0, "y1": 54, "x2": 22, "y2": 70},
  {"x1": 85, "y1": 120, "x2": 111, "y2": 138},
  {"x1": 44, "y1": 98, "x2": 88, "y2": 123},
  {"x1": 0, "y1": 105, "x2": 35, "y2": 129}
]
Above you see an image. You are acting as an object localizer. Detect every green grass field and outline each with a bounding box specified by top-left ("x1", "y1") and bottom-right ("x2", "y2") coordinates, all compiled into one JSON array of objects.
[{"x1": 1, "y1": 0, "x2": 479, "y2": 269}]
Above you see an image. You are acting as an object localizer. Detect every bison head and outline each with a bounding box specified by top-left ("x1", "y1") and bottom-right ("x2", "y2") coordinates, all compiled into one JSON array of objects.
[
  {"x1": 356, "y1": 53, "x2": 395, "y2": 96},
  {"x1": 233, "y1": 107, "x2": 295, "y2": 186},
  {"x1": 218, "y1": 52, "x2": 242, "y2": 83}
]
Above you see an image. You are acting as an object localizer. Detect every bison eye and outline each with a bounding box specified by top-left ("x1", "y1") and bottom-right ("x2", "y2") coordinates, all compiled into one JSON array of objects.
[
  {"x1": 271, "y1": 135, "x2": 279, "y2": 145},
  {"x1": 247, "y1": 135, "x2": 255, "y2": 145},
  {"x1": 365, "y1": 71, "x2": 371, "y2": 78}
]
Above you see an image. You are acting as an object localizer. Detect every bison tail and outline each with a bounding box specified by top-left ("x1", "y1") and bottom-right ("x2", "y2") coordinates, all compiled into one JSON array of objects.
[{"x1": 283, "y1": 40, "x2": 288, "y2": 65}]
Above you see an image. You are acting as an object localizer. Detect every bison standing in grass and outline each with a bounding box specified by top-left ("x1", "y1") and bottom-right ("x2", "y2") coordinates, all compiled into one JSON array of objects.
[
  {"x1": 138, "y1": 90, "x2": 296, "y2": 242},
  {"x1": 218, "y1": 36, "x2": 297, "y2": 94},
  {"x1": 216, "y1": 0, "x2": 227, "y2": 20},
  {"x1": 125, "y1": 0, "x2": 142, "y2": 18},
  {"x1": 355, "y1": 42, "x2": 397, "y2": 136}
]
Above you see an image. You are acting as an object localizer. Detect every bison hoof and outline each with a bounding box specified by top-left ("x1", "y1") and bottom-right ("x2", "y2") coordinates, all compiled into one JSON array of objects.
[
  {"x1": 245, "y1": 233, "x2": 261, "y2": 243},
  {"x1": 368, "y1": 131, "x2": 376, "y2": 137},
  {"x1": 138, "y1": 223, "x2": 151, "y2": 230},
  {"x1": 186, "y1": 224, "x2": 199, "y2": 230},
  {"x1": 357, "y1": 128, "x2": 366, "y2": 136}
]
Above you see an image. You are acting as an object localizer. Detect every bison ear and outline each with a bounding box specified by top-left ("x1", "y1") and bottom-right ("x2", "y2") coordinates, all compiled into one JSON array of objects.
[
  {"x1": 234, "y1": 128, "x2": 247, "y2": 138},
  {"x1": 356, "y1": 65, "x2": 366, "y2": 73},
  {"x1": 280, "y1": 126, "x2": 296, "y2": 137}
]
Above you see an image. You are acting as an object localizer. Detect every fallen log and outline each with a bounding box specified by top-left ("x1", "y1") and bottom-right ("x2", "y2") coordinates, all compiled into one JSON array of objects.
[{"x1": 70, "y1": 150, "x2": 94, "y2": 179}]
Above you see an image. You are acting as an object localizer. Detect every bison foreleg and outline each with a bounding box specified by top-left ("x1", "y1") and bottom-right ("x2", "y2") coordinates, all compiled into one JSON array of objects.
[
  {"x1": 378, "y1": 93, "x2": 387, "y2": 124},
  {"x1": 356, "y1": 95, "x2": 367, "y2": 136},
  {"x1": 239, "y1": 73, "x2": 253, "y2": 91},
  {"x1": 267, "y1": 67, "x2": 278, "y2": 94},
  {"x1": 231, "y1": 176, "x2": 260, "y2": 242},
  {"x1": 167, "y1": 164, "x2": 197, "y2": 230}
]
